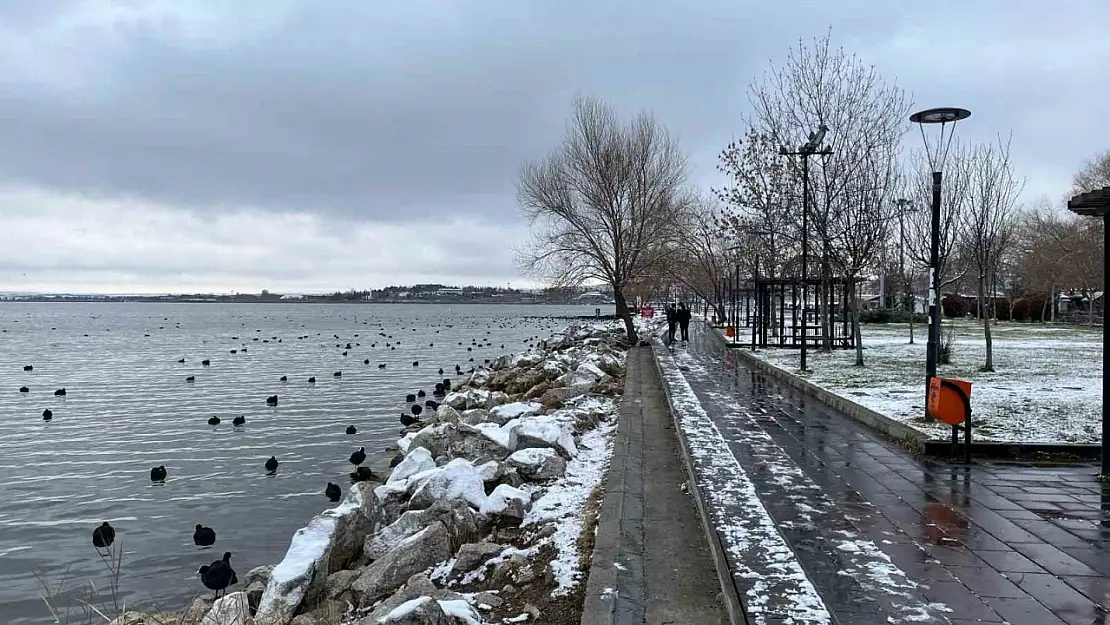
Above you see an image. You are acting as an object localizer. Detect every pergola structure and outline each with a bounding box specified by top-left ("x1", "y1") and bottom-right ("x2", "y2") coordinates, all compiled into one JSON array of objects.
[
  {"x1": 720, "y1": 274, "x2": 858, "y2": 350},
  {"x1": 1067, "y1": 186, "x2": 1110, "y2": 476}
]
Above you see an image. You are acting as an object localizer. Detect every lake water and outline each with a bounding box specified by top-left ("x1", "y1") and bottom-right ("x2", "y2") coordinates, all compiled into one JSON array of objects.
[{"x1": 0, "y1": 302, "x2": 601, "y2": 624}]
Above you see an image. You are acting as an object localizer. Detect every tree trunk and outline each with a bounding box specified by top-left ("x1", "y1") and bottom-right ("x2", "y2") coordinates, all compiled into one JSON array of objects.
[
  {"x1": 1040, "y1": 295, "x2": 1049, "y2": 323},
  {"x1": 979, "y1": 272, "x2": 994, "y2": 372},
  {"x1": 613, "y1": 289, "x2": 638, "y2": 344},
  {"x1": 852, "y1": 282, "x2": 865, "y2": 366},
  {"x1": 907, "y1": 290, "x2": 915, "y2": 344},
  {"x1": 1049, "y1": 285, "x2": 1056, "y2": 322}
]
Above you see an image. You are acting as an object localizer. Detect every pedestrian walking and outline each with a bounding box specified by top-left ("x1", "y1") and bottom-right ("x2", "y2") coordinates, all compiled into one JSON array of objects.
[
  {"x1": 678, "y1": 302, "x2": 692, "y2": 342},
  {"x1": 665, "y1": 304, "x2": 678, "y2": 345}
]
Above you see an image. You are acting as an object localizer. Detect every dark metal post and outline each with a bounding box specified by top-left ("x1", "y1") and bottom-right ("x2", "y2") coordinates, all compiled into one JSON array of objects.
[
  {"x1": 925, "y1": 170, "x2": 942, "y2": 413},
  {"x1": 801, "y1": 154, "x2": 810, "y2": 371},
  {"x1": 1104, "y1": 214, "x2": 1109, "y2": 475}
]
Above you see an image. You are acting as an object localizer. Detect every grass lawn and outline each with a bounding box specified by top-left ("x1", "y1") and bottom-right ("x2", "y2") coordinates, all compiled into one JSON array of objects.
[{"x1": 753, "y1": 319, "x2": 1102, "y2": 444}]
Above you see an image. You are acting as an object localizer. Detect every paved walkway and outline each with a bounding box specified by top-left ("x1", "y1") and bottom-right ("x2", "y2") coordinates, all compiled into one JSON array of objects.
[
  {"x1": 582, "y1": 346, "x2": 728, "y2": 625},
  {"x1": 655, "y1": 323, "x2": 1110, "y2": 625}
]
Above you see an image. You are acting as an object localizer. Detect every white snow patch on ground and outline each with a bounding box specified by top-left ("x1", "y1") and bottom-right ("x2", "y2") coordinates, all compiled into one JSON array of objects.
[
  {"x1": 523, "y1": 404, "x2": 618, "y2": 596},
  {"x1": 750, "y1": 320, "x2": 1101, "y2": 443},
  {"x1": 654, "y1": 344, "x2": 832, "y2": 625}
]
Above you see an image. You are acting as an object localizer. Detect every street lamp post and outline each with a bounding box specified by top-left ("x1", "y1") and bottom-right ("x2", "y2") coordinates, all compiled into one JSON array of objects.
[
  {"x1": 780, "y1": 125, "x2": 833, "y2": 372},
  {"x1": 1066, "y1": 187, "x2": 1110, "y2": 476},
  {"x1": 910, "y1": 107, "x2": 970, "y2": 420}
]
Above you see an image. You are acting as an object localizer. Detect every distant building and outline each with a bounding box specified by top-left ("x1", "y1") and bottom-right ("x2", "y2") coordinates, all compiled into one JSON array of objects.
[{"x1": 436, "y1": 288, "x2": 465, "y2": 296}]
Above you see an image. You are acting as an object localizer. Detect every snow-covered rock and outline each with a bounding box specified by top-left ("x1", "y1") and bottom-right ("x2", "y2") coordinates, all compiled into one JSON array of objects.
[
  {"x1": 255, "y1": 485, "x2": 375, "y2": 625},
  {"x1": 200, "y1": 592, "x2": 251, "y2": 625},
  {"x1": 490, "y1": 401, "x2": 543, "y2": 423},
  {"x1": 363, "y1": 499, "x2": 482, "y2": 562},
  {"x1": 396, "y1": 432, "x2": 417, "y2": 454},
  {"x1": 435, "y1": 405, "x2": 461, "y2": 424},
  {"x1": 351, "y1": 522, "x2": 453, "y2": 606},
  {"x1": 508, "y1": 415, "x2": 578, "y2": 458},
  {"x1": 507, "y1": 447, "x2": 568, "y2": 481},
  {"x1": 467, "y1": 367, "x2": 492, "y2": 386},
  {"x1": 409, "y1": 458, "x2": 488, "y2": 510},
  {"x1": 408, "y1": 424, "x2": 458, "y2": 458},
  {"x1": 448, "y1": 542, "x2": 504, "y2": 580},
  {"x1": 458, "y1": 408, "x2": 492, "y2": 425},
  {"x1": 558, "y1": 362, "x2": 611, "y2": 387},
  {"x1": 444, "y1": 389, "x2": 492, "y2": 410},
  {"x1": 374, "y1": 596, "x2": 451, "y2": 624},
  {"x1": 388, "y1": 447, "x2": 436, "y2": 485},
  {"x1": 480, "y1": 484, "x2": 530, "y2": 523},
  {"x1": 355, "y1": 573, "x2": 463, "y2": 625}
]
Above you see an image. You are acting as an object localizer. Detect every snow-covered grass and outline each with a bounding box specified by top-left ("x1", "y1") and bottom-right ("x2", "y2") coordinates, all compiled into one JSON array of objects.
[
  {"x1": 751, "y1": 320, "x2": 1102, "y2": 444},
  {"x1": 653, "y1": 342, "x2": 832, "y2": 625}
]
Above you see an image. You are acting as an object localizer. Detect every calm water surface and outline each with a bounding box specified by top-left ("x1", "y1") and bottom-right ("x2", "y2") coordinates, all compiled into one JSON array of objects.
[{"x1": 0, "y1": 302, "x2": 597, "y2": 624}]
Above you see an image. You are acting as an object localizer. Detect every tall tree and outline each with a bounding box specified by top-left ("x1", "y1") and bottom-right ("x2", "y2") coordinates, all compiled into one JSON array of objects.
[
  {"x1": 517, "y1": 95, "x2": 692, "y2": 342},
  {"x1": 748, "y1": 31, "x2": 910, "y2": 351},
  {"x1": 1073, "y1": 149, "x2": 1110, "y2": 194},
  {"x1": 958, "y1": 136, "x2": 1023, "y2": 371},
  {"x1": 673, "y1": 195, "x2": 737, "y2": 322},
  {"x1": 829, "y1": 141, "x2": 899, "y2": 366}
]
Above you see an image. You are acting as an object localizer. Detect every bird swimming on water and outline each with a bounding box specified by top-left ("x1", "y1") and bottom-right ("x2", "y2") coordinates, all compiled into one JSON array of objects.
[
  {"x1": 54, "y1": 388, "x2": 66, "y2": 396},
  {"x1": 198, "y1": 552, "x2": 238, "y2": 599},
  {"x1": 201, "y1": 359, "x2": 210, "y2": 366},
  {"x1": 349, "y1": 447, "x2": 366, "y2": 466},
  {"x1": 265, "y1": 456, "x2": 279, "y2": 472},
  {"x1": 279, "y1": 375, "x2": 287, "y2": 382},
  {"x1": 23, "y1": 365, "x2": 32, "y2": 371},
  {"x1": 345, "y1": 425, "x2": 357, "y2": 435},
  {"x1": 193, "y1": 524, "x2": 216, "y2": 547},
  {"x1": 42, "y1": 409, "x2": 52, "y2": 421},
  {"x1": 208, "y1": 416, "x2": 221, "y2": 425},
  {"x1": 405, "y1": 394, "x2": 416, "y2": 403},
  {"x1": 308, "y1": 376, "x2": 316, "y2": 384},
  {"x1": 19, "y1": 386, "x2": 28, "y2": 393},
  {"x1": 266, "y1": 395, "x2": 278, "y2": 406},
  {"x1": 232, "y1": 415, "x2": 246, "y2": 426},
  {"x1": 186, "y1": 376, "x2": 195, "y2": 383},
  {"x1": 92, "y1": 521, "x2": 115, "y2": 549},
  {"x1": 150, "y1": 466, "x2": 167, "y2": 481},
  {"x1": 325, "y1": 482, "x2": 341, "y2": 502},
  {"x1": 400, "y1": 412, "x2": 422, "y2": 428}
]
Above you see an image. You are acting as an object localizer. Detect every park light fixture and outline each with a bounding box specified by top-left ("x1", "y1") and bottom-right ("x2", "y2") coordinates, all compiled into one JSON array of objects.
[
  {"x1": 910, "y1": 107, "x2": 969, "y2": 411},
  {"x1": 779, "y1": 124, "x2": 832, "y2": 372},
  {"x1": 1066, "y1": 187, "x2": 1110, "y2": 475}
]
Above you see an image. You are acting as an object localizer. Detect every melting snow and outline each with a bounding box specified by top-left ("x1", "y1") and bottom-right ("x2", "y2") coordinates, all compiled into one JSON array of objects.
[{"x1": 654, "y1": 344, "x2": 832, "y2": 625}]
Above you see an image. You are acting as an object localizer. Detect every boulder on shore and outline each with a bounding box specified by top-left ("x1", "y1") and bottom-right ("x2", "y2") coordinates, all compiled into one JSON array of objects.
[{"x1": 351, "y1": 521, "x2": 453, "y2": 606}]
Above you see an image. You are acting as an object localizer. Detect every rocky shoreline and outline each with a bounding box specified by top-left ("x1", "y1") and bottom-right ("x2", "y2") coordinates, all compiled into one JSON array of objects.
[{"x1": 115, "y1": 321, "x2": 633, "y2": 625}]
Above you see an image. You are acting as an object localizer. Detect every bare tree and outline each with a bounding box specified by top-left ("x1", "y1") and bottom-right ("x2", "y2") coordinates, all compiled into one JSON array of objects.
[
  {"x1": 957, "y1": 136, "x2": 1024, "y2": 371},
  {"x1": 1073, "y1": 149, "x2": 1110, "y2": 194},
  {"x1": 517, "y1": 95, "x2": 691, "y2": 342},
  {"x1": 829, "y1": 141, "x2": 899, "y2": 366},
  {"x1": 672, "y1": 195, "x2": 738, "y2": 322},
  {"x1": 714, "y1": 127, "x2": 800, "y2": 278},
  {"x1": 748, "y1": 30, "x2": 910, "y2": 351}
]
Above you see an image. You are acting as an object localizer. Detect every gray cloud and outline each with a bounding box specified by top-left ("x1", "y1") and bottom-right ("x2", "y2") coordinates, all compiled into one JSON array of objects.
[{"x1": 0, "y1": 0, "x2": 1106, "y2": 291}]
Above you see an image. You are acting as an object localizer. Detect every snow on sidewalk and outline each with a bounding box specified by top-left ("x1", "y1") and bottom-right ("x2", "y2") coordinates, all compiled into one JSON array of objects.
[
  {"x1": 653, "y1": 340, "x2": 832, "y2": 625},
  {"x1": 675, "y1": 350, "x2": 952, "y2": 624}
]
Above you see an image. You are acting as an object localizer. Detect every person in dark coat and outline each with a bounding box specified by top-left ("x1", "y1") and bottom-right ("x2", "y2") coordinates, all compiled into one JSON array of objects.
[
  {"x1": 665, "y1": 304, "x2": 678, "y2": 345},
  {"x1": 678, "y1": 302, "x2": 692, "y2": 342}
]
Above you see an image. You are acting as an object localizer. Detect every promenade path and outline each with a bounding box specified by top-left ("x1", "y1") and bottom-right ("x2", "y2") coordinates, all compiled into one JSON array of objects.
[{"x1": 653, "y1": 322, "x2": 1110, "y2": 625}]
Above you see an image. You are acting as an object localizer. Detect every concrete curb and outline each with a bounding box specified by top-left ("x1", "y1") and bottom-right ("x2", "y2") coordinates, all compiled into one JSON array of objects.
[
  {"x1": 705, "y1": 326, "x2": 928, "y2": 454},
  {"x1": 580, "y1": 348, "x2": 647, "y2": 625},
  {"x1": 649, "y1": 343, "x2": 749, "y2": 625}
]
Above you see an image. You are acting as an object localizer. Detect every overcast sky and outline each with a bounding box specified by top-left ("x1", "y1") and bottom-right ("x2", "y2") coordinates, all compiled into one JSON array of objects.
[{"x1": 0, "y1": 1, "x2": 1106, "y2": 294}]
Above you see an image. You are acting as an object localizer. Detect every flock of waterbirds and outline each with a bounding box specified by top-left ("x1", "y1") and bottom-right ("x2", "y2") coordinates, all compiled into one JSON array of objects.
[{"x1": 13, "y1": 312, "x2": 566, "y2": 601}]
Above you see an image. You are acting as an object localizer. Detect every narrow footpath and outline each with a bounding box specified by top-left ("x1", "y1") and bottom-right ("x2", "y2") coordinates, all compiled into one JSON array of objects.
[
  {"x1": 582, "y1": 346, "x2": 728, "y2": 625},
  {"x1": 654, "y1": 322, "x2": 1110, "y2": 625}
]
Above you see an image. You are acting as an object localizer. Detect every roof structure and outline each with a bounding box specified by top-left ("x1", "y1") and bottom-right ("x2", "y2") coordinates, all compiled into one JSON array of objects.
[{"x1": 1067, "y1": 186, "x2": 1110, "y2": 216}]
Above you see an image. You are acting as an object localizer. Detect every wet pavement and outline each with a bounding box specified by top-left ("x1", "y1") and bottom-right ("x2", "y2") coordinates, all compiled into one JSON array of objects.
[{"x1": 665, "y1": 323, "x2": 1110, "y2": 625}]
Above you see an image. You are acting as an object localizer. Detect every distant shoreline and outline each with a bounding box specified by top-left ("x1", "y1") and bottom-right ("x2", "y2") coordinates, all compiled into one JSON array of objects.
[{"x1": 0, "y1": 298, "x2": 615, "y2": 306}]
